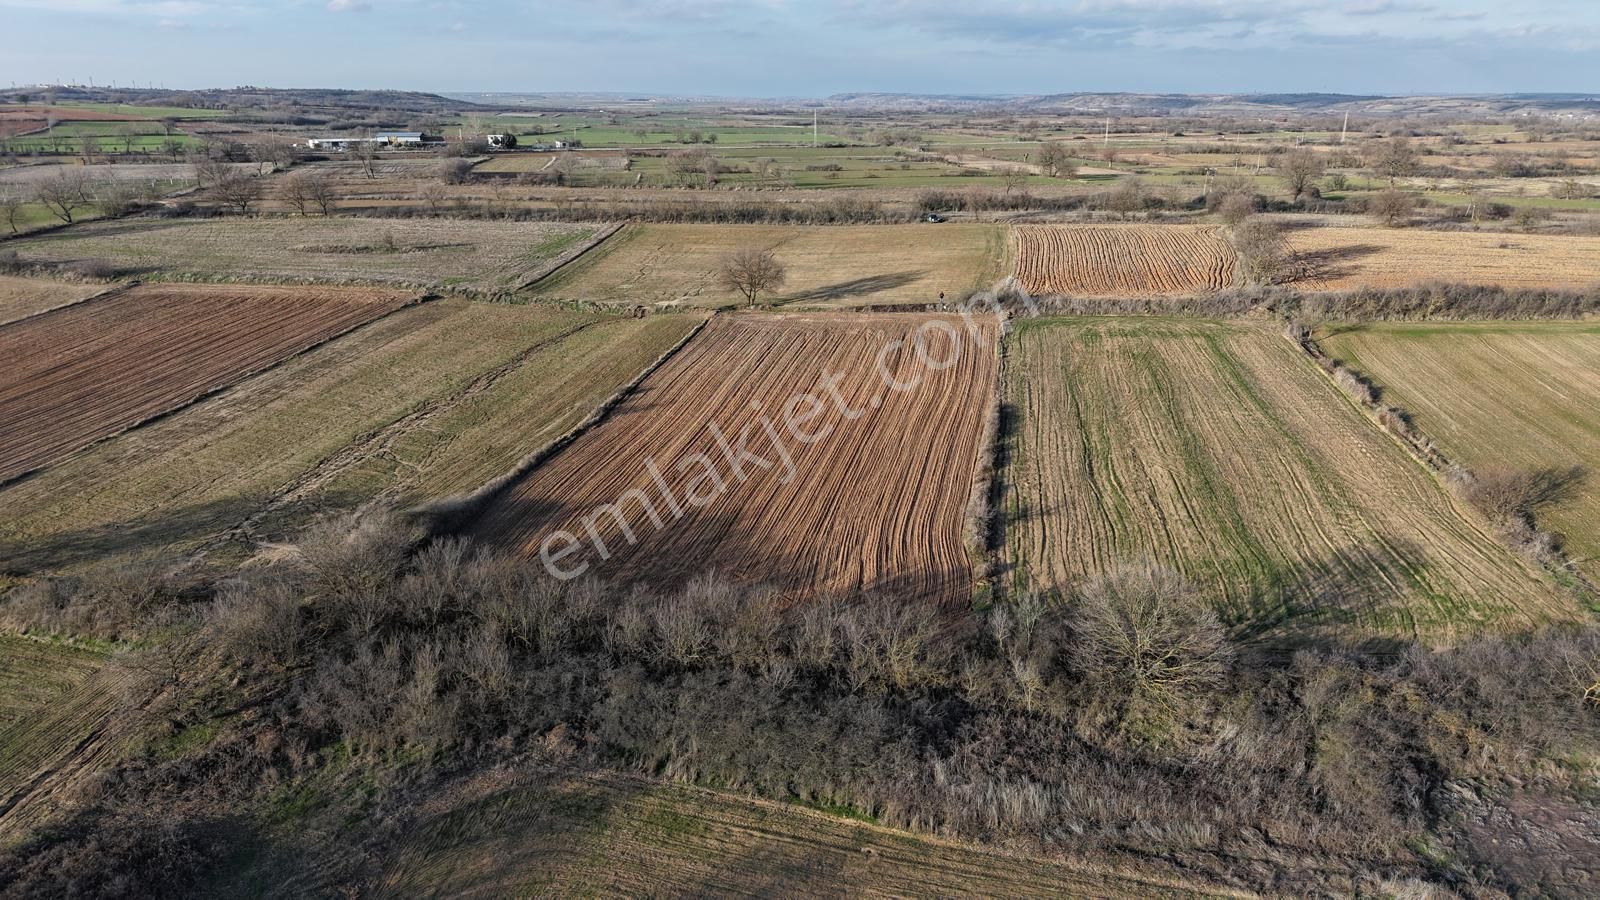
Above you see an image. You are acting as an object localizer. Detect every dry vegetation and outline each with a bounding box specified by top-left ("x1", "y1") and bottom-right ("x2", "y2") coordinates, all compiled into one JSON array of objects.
[
  {"x1": 3, "y1": 217, "x2": 603, "y2": 296},
  {"x1": 0, "y1": 300, "x2": 693, "y2": 574},
  {"x1": 1289, "y1": 227, "x2": 1600, "y2": 291},
  {"x1": 473, "y1": 313, "x2": 996, "y2": 603},
  {"x1": 1012, "y1": 224, "x2": 1237, "y2": 297},
  {"x1": 0, "y1": 283, "x2": 411, "y2": 483},
  {"x1": 530, "y1": 222, "x2": 1007, "y2": 308},
  {"x1": 380, "y1": 770, "x2": 1228, "y2": 898},
  {"x1": 1001, "y1": 317, "x2": 1573, "y2": 637},
  {"x1": 0, "y1": 275, "x2": 105, "y2": 325},
  {"x1": 1319, "y1": 321, "x2": 1600, "y2": 583}
]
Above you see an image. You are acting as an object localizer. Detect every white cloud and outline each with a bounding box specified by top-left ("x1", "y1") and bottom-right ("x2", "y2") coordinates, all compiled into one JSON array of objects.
[{"x1": 327, "y1": 0, "x2": 372, "y2": 11}]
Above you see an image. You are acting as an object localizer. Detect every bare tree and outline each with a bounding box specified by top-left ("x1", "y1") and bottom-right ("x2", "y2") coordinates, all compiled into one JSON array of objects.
[
  {"x1": 160, "y1": 137, "x2": 185, "y2": 161},
  {"x1": 116, "y1": 123, "x2": 141, "y2": 155},
  {"x1": 306, "y1": 172, "x2": 339, "y2": 216},
  {"x1": 278, "y1": 170, "x2": 321, "y2": 216},
  {"x1": 1369, "y1": 137, "x2": 1420, "y2": 184},
  {"x1": 717, "y1": 247, "x2": 787, "y2": 307},
  {"x1": 1106, "y1": 177, "x2": 1144, "y2": 219},
  {"x1": 419, "y1": 180, "x2": 447, "y2": 211},
  {"x1": 1368, "y1": 188, "x2": 1416, "y2": 226},
  {"x1": 93, "y1": 179, "x2": 145, "y2": 217},
  {"x1": 348, "y1": 140, "x2": 381, "y2": 179},
  {"x1": 1229, "y1": 218, "x2": 1291, "y2": 285},
  {"x1": 1001, "y1": 166, "x2": 1028, "y2": 197},
  {"x1": 193, "y1": 155, "x2": 233, "y2": 191},
  {"x1": 1036, "y1": 142, "x2": 1076, "y2": 178},
  {"x1": 214, "y1": 170, "x2": 263, "y2": 214},
  {"x1": 0, "y1": 189, "x2": 24, "y2": 234},
  {"x1": 437, "y1": 158, "x2": 474, "y2": 185},
  {"x1": 1215, "y1": 192, "x2": 1256, "y2": 227},
  {"x1": 1069, "y1": 561, "x2": 1229, "y2": 734},
  {"x1": 32, "y1": 168, "x2": 91, "y2": 223},
  {"x1": 79, "y1": 135, "x2": 101, "y2": 165},
  {"x1": 1277, "y1": 149, "x2": 1326, "y2": 199}
]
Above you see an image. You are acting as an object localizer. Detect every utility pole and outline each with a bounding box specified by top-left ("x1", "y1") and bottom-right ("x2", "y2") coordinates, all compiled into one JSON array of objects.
[
  {"x1": 1340, "y1": 111, "x2": 1349, "y2": 144},
  {"x1": 1104, "y1": 116, "x2": 1110, "y2": 147},
  {"x1": 813, "y1": 109, "x2": 818, "y2": 147}
]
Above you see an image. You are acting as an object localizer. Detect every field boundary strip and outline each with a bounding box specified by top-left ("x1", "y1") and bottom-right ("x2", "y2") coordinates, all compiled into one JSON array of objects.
[
  {"x1": 416, "y1": 312, "x2": 712, "y2": 532},
  {"x1": 0, "y1": 288, "x2": 434, "y2": 490},
  {"x1": 513, "y1": 222, "x2": 627, "y2": 292}
]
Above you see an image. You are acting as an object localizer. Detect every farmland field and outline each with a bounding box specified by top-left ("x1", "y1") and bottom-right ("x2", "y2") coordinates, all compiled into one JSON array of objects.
[
  {"x1": 532, "y1": 223, "x2": 1007, "y2": 308},
  {"x1": 0, "y1": 300, "x2": 695, "y2": 573},
  {"x1": 473, "y1": 313, "x2": 997, "y2": 603},
  {"x1": 1012, "y1": 224, "x2": 1236, "y2": 297},
  {"x1": 0, "y1": 636, "x2": 130, "y2": 844},
  {"x1": 379, "y1": 771, "x2": 1229, "y2": 898},
  {"x1": 1002, "y1": 318, "x2": 1570, "y2": 637},
  {"x1": 0, "y1": 276, "x2": 105, "y2": 325},
  {"x1": 1319, "y1": 321, "x2": 1600, "y2": 583},
  {"x1": 0, "y1": 283, "x2": 411, "y2": 484},
  {"x1": 1289, "y1": 227, "x2": 1600, "y2": 290},
  {"x1": 5, "y1": 217, "x2": 605, "y2": 295}
]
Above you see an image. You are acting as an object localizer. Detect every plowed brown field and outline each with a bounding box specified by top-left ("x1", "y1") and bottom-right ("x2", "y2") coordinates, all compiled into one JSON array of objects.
[
  {"x1": 474, "y1": 313, "x2": 996, "y2": 604},
  {"x1": 0, "y1": 283, "x2": 409, "y2": 483},
  {"x1": 1013, "y1": 224, "x2": 1236, "y2": 297},
  {"x1": 0, "y1": 276, "x2": 104, "y2": 326},
  {"x1": 1003, "y1": 318, "x2": 1571, "y2": 638}
]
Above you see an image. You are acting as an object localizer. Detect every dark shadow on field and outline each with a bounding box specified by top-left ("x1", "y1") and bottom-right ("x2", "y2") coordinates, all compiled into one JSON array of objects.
[
  {"x1": 0, "y1": 495, "x2": 255, "y2": 575},
  {"x1": 462, "y1": 486, "x2": 977, "y2": 609},
  {"x1": 1294, "y1": 243, "x2": 1384, "y2": 282},
  {"x1": 8, "y1": 217, "x2": 197, "y2": 244},
  {"x1": 780, "y1": 271, "x2": 926, "y2": 304},
  {"x1": 1232, "y1": 539, "x2": 1432, "y2": 657}
]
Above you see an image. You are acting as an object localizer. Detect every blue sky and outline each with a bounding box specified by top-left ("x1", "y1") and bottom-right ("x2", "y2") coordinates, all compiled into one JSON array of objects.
[{"x1": 2, "y1": 1, "x2": 1596, "y2": 97}]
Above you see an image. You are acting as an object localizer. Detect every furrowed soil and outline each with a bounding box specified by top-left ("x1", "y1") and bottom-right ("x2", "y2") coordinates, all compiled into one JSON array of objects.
[
  {"x1": 529, "y1": 223, "x2": 1008, "y2": 309},
  {"x1": 1319, "y1": 320, "x2": 1600, "y2": 583},
  {"x1": 0, "y1": 276, "x2": 105, "y2": 326},
  {"x1": 4, "y1": 217, "x2": 602, "y2": 295},
  {"x1": 1288, "y1": 226, "x2": 1600, "y2": 290},
  {"x1": 473, "y1": 312, "x2": 997, "y2": 604},
  {"x1": 1012, "y1": 224, "x2": 1236, "y2": 297},
  {"x1": 1002, "y1": 317, "x2": 1573, "y2": 639},
  {"x1": 0, "y1": 300, "x2": 696, "y2": 574},
  {"x1": 0, "y1": 283, "x2": 411, "y2": 484},
  {"x1": 374, "y1": 770, "x2": 1237, "y2": 899}
]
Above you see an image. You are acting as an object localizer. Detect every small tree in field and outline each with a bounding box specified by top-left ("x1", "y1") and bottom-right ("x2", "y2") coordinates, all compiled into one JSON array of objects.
[
  {"x1": 1277, "y1": 149, "x2": 1325, "y2": 199},
  {"x1": 717, "y1": 247, "x2": 786, "y2": 307},
  {"x1": 0, "y1": 190, "x2": 23, "y2": 234},
  {"x1": 32, "y1": 168, "x2": 90, "y2": 224},
  {"x1": 214, "y1": 170, "x2": 263, "y2": 214},
  {"x1": 1036, "y1": 142, "x2": 1076, "y2": 178},
  {"x1": 1229, "y1": 218, "x2": 1291, "y2": 285},
  {"x1": 1368, "y1": 188, "x2": 1416, "y2": 226}
]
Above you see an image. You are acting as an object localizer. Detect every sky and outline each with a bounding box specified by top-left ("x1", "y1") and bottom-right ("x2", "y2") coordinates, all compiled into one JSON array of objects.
[{"x1": 2, "y1": 1, "x2": 1597, "y2": 97}]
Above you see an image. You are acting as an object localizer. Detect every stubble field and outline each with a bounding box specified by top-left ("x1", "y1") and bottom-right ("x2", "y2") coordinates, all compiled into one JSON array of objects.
[
  {"x1": 1319, "y1": 321, "x2": 1600, "y2": 583},
  {"x1": 1012, "y1": 224, "x2": 1237, "y2": 297},
  {"x1": 4, "y1": 217, "x2": 605, "y2": 296},
  {"x1": 0, "y1": 276, "x2": 105, "y2": 326},
  {"x1": 0, "y1": 283, "x2": 411, "y2": 484},
  {"x1": 473, "y1": 312, "x2": 996, "y2": 604},
  {"x1": 1002, "y1": 317, "x2": 1570, "y2": 637},
  {"x1": 529, "y1": 223, "x2": 1008, "y2": 309},
  {"x1": 1288, "y1": 227, "x2": 1600, "y2": 291}
]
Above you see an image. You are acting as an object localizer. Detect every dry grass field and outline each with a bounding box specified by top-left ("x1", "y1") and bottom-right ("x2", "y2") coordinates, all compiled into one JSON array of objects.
[
  {"x1": 530, "y1": 223, "x2": 1008, "y2": 309},
  {"x1": 474, "y1": 313, "x2": 996, "y2": 604},
  {"x1": 0, "y1": 276, "x2": 105, "y2": 326},
  {"x1": 0, "y1": 301, "x2": 695, "y2": 574},
  {"x1": 5, "y1": 217, "x2": 603, "y2": 295},
  {"x1": 1002, "y1": 318, "x2": 1571, "y2": 638},
  {"x1": 0, "y1": 636, "x2": 131, "y2": 845},
  {"x1": 0, "y1": 284, "x2": 411, "y2": 484},
  {"x1": 1289, "y1": 227, "x2": 1600, "y2": 291},
  {"x1": 1012, "y1": 224, "x2": 1236, "y2": 297},
  {"x1": 378, "y1": 770, "x2": 1233, "y2": 898},
  {"x1": 1319, "y1": 321, "x2": 1600, "y2": 583}
]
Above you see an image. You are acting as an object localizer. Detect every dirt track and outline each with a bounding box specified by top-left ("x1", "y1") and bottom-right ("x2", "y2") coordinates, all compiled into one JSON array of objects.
[
  {"x1": 1013, "y1": 224, "x2": 1236, "y2": 297},
  {"x1": 0, "y1": 283, "x2": 409, "y2": 483},
  {"x1": 473, "y1": 312, "x2": 996, "y2": 604}
]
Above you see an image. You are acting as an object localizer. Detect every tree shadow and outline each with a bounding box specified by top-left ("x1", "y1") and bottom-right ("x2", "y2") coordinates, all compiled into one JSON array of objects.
[
  {"x1": 779, "y1": 271, "x2": 926, "y2": 304},
  {"x1": 1294, "y1": 243, "x2": 1385, "y2": 282}
]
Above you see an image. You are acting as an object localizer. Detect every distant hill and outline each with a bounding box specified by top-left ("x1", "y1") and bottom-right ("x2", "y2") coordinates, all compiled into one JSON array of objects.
[{"x1": 0, "y1": 85, "x2": 477, "y2": 115}]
